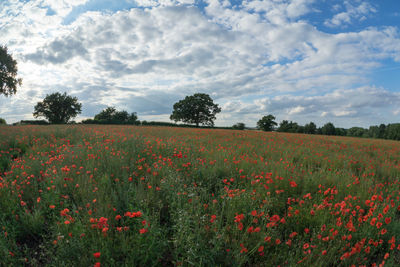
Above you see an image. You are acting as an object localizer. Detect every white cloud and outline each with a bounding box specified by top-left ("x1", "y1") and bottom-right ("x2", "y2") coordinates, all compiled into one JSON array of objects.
[
  {"x1": 324, "y1": 1, "x2": 377, "y2": 28},
  {"x1": 288, "y1": 106, "x2": 305, "y2": 115},
  {"x1": 0, "y1": 0, "x2": 399, "y2": 128},
  {"x1": 217, "y1": 86, "x2": 400, "y2": 127},
  {"x1": 134, "y1": 0, "x2": 195, "y2": 7}
]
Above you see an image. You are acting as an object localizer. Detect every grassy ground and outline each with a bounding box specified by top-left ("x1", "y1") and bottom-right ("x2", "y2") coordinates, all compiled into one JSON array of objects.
[{"x1": 0, "y1": 125, "x2": 399, "y2": 266}]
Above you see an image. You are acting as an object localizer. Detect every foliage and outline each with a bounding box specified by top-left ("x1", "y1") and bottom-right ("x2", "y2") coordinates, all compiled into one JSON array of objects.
[
  {"x1": 33, "y1": 92, "x2": 82, "y2": 124},
  {"x1": 321, "y1": 122, "x2": 336, "y2": 135},
  {"x1": 347, "y1": 127, "x2": 367, "y2": 138},
  {"x1": 264, "y1": 117, "x2": 400, "y2": 141},
  {"x1": 384, "y1": 123, "x2": 400, "y2": 140},
  {"x1": 232, "y1": 122, "x2": 245, "y2": 130},
  {"x1": 0, "y1": 45, "x2": 22, "y2": 97},
  {"x1": 304, "y1": 122, "x2": 317, "y2": 134},
  {"x1": 335, "y1": 127, "x2": 347, "y2": 136},
  {"x1": 170, "y1": 93, "x2": 221, "y2": 127},
  {"x1": 257, "y1": 115, "x2": 277, "y2": 131},
  {"x1": 13, "y1": 120, "x2": 49, "y2": 125},
  {"x1": 0, "y1": 118, "x2": 6, "y2": 125},
  {"x1": 277, "y1": 120, "x2": 300, "y2": 133},
  {"x1": 91, "y1": 107, "x2": 139, "y2": 125}
]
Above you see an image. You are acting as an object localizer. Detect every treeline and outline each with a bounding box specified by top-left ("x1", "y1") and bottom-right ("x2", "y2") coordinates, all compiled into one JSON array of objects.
[
  {"x1": 80, "y1": 107, "x2": 233, "y2": 129},
  {"x1": 81, "y1": 107, "x2": 140, "y2": 125},
  {"x1": 274, "y1": 120, "x2": 400, "y2": 140}
]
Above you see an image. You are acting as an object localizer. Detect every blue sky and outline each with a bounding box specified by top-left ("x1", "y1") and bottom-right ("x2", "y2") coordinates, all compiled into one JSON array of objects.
[{"x1": 0, "y1": 0, "x2": 400, "y2": 127}]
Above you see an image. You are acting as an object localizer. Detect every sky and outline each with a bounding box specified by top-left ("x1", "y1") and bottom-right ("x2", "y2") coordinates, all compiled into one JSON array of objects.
[{"x1": 0, "y1": 0, "x2": 400, "y2": 128}]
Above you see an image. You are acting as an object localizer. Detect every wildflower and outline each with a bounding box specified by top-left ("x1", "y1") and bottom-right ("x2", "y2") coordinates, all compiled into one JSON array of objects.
[
  {"x1": 93, "y1": 252, "x2": 101, "y2": 258},
  {"x1": 234, "y1": 214, "x2": 244, "y2": 222},
  {"x1": 210, "y1": 215, "x2": 216, "y2": 223},
  {"x1": 289, "y1": 232, "x2": 298, "y2": 238}
]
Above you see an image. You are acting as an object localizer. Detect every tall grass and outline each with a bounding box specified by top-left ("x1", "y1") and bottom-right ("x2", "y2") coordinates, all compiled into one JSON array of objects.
[{"x1": 0, "y1": 125, "x2": 399, "y2": 266}]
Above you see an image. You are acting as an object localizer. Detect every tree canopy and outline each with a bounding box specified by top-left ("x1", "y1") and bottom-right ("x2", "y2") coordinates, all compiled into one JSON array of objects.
[
  {"x1": 257, "y1": 115, "x2": 277, "y2": 131},
  {"x1": 91, "y1": 107, "x2": 139, "y2": 124},
  {"x1": 33, "y1": 92, "x2": 82, "y2": 124},
  {"x1": 0, "y1": 45, "x2": 22, "y2": 97},
  {"x1": 304, "y1": 122, "x2": 317, "y2": 134},
  {"x1": 0, "y1": 118, "x2": 6, "y2": 125},
  {"x1": 232, "y1": 122, "x2": 245, "y2": 130},
  {"x1": 170, "y1": 93, "x2": 221, "y2": 127},
  {"x1": 277, "y1": 120, "x2": 300, "y2": 133},
  {"x1": 321, "y1": 122, "x2": 336, "y2": 135}
]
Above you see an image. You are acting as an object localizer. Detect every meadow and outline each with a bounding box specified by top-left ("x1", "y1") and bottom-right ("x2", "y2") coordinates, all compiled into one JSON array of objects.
[{"x1": 0, "y1": 125, "x2": 399, "y2": 266}]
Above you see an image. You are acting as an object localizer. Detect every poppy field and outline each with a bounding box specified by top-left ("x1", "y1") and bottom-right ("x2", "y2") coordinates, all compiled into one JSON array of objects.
[{"x1": 0, "y1": 125, "x2": 399, "y2": 266}]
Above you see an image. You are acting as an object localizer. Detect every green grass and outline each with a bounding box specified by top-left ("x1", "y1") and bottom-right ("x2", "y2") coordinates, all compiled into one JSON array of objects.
[{"x1": 0, "y1": 125, "x2": 399, "y2": 266}]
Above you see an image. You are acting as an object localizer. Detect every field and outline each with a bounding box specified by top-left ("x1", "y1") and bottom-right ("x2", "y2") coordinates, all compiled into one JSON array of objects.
[{"x1": 0, "y1": 125, "x2": 399, "y2": 266}]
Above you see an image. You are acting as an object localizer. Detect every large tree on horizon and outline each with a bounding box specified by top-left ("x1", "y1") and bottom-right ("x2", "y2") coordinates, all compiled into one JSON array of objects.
[
  {"x1": 257, "y1": 115, "x2": 277, "y2": 131},
  {"x1": 170, "y1": 93, "x2": 221, "y2": 127},
  {"x1": 33, "y1": 92, "x2": 82, "y2": 124},
  {"x1": 0, "y1": 45, "x2": 22, "y2": 97}
]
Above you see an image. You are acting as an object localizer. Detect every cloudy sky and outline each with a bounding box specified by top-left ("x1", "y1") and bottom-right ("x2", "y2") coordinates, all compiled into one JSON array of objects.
[{"x1": 1, "y1": 0, "x2": 400, "y2": 127}]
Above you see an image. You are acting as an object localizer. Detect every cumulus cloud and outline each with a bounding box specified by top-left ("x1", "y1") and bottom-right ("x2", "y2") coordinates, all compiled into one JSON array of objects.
[
  {"x1": 324, "y1": 1, "x2": 377, "y2": 28},
  {"x1": 0, "y1": 0, "x2": 399, "y2": 127},
  {"x1": 219, "y1": 87, "x2": 400, "y2": 127}
]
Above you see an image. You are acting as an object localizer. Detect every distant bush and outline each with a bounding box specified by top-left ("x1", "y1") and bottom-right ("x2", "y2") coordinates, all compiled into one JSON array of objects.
[
  {"x1": 13, "y1": 120, "x2": 49, "y2": 125},
  {"x1": 81, "y1": 119, "x2": 97, "y2": 124},
  {"x1": 232, "y1": 122, "x2": 245, "y2": 130},
  {"x1": 91, "y1": 107, "x2": 140, "y2": 125},
  {"x1": 141, "y1": 121, "x2": 178, "y2": 127},
  {"x1": 0, "y1": 118, "x2": 6, "y2": 125}
]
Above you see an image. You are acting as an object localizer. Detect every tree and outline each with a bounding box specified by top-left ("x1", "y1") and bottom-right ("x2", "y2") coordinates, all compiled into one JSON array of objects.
[
  {"x1": 347, "y1": 127, "x2": 367, "y2": 137},
  {"x1": 170, "y1": 93, "x2": 221, "y2": 127},
  {"x1": 127, "y1": 112, "x2": 139, "y2": 125},
  {"x1": 232, "y1": 122, "x2": 245, "y2": 130},
  {"x1": 257, "y1": 115, "x2": 277, "y2": 131},
  {"x1": 277, "y1": 120, "x2": 299, "y2": 133},
  {"x1": 33, "y1": 92, "x2": 82, "y2": 124},
  {"x1": 321, "y1": 122, "x2": 336, "y2": 135},
  {"x1": 335, "y1": 128, "x2": 347, "y2": 136},
  {"x1": 384, "y1": 123, "x2": 400, "y2": 140},
  {"x1": 0, "y1": 118, "x2": 6, "y2": 125},
  {"x1": 94, "y1": 107, "x2": 117, "y2": 122},
  {"x1": 378, "y1": 124, "x2": 386, "y2": 139},
  {"x1": 304, "y1": 122, "x2": 317, "y2": 134},
  {"x1": 0, "y1": 45, "x2": 22, "y2": 96},
  {"x1": 93, "y1": 107, "x2": 139, "y2": 124}
]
